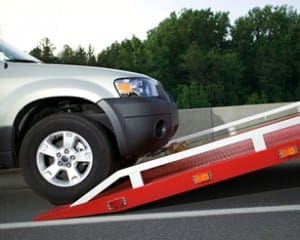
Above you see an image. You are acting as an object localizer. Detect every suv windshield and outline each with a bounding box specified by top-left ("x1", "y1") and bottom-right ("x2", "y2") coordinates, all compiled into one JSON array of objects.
[{"x1": 0, "y1": 41, "x2": 40, "y2": 63}]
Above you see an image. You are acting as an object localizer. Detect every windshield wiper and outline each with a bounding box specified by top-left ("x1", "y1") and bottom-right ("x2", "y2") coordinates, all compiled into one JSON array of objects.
[{"x1": 6, "y1": 58, "x2": 38, "y2": 63}]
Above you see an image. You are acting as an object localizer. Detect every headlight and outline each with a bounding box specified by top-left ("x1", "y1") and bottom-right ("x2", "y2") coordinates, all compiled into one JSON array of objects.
[{"x1": 114, "y1": 78, "x2": 159, "y2": 97}]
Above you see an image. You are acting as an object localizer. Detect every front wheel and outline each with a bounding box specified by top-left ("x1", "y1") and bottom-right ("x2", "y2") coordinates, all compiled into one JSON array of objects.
[{"x1": 19, "y1": 113, "x2": 113, "y2": 205}]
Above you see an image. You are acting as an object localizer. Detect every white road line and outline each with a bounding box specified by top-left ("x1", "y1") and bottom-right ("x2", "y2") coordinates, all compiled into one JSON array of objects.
[{"x1": 1, "y1": 205, "x2": 300, "y2": 230}]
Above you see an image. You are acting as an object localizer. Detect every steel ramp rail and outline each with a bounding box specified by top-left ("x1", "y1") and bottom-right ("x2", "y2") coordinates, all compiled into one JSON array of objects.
[{"x1": 35, "y1": 112, "x2": 300, "y2": 221}]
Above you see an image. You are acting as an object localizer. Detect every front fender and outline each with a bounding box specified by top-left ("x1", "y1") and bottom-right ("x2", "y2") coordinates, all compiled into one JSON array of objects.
[{"x1": 0, "y1": 78, "x2": 113, "y2": 126}]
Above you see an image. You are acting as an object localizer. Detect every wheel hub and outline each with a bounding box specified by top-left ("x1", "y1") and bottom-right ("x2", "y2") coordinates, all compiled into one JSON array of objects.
[
  {"x1": 61, "y1": 155, "x2": 69, "y2": 162},
  {"x1": 36, "y1": 131, "x2": 94, "y2": 187}
]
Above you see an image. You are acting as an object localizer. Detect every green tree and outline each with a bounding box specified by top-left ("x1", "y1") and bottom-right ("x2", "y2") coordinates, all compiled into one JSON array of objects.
[
  {"x1": 177, "y1": 82, "x2": 209, "y2": 108},
  {"x1": 30, "y1": 38, "x2": 57, "y2": 63},
  {"x1": 97, "y1": 36, "x2": 145, "y2": 72},
  {"x1": 97, "y1": 41, "x2": 121, "y2": 68},
  {"x1": 246, "y1": 92, "x2": 268, "y2": 104},
  {"x1": 73, "y1": 46, "x2": 88, "y2": 65},
  {"x1": 232, "y1": 5, "x2": 299, "y2": 103},
  {"x1": 87, "y1": 44, "x2": 97, "y2": 66},
  {"x1": 144, "y1": 9, "x2": 231, "y2": 100},
  {"x1": 176, "y1": 84, "x2": 190, "y2": 108},
  {"x1": 59, "y1": 44, "x2": 74, "y2": 64}
]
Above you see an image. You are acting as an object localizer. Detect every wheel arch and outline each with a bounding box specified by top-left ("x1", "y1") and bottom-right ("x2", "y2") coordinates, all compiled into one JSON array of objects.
[{"x1": 13, "y1": 97, "x2": 118, "y2": 163}]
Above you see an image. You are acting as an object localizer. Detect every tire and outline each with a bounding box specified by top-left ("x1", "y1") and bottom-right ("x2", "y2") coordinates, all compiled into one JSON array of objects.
[{"x1": 19, "y1": 113, "x2": 113, "y2": 205}]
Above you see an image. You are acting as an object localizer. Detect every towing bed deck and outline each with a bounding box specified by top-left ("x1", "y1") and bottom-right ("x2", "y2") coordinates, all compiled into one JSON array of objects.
[{"x1": 35, "y1": 103, "x2": 300, "y2": 221}]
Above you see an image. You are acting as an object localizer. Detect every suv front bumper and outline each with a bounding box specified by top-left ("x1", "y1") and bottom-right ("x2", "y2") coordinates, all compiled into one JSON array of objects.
[{"x1": 98, "y1": 97, "x2": 178, "y2": 158}]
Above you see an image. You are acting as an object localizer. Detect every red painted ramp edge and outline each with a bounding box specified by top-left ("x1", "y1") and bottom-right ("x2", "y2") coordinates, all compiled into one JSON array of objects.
[{"x1": 35, "y1": 139, "x2": 300, "y2": 221}]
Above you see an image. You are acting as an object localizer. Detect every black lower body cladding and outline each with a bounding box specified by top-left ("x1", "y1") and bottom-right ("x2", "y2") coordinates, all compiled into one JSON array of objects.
[
  {"x1": 0, "y1": 126, "x2": 15, "y2": 168},
  {"x1": 98, "y1": 97, "x2": 178, "y2": 158}
]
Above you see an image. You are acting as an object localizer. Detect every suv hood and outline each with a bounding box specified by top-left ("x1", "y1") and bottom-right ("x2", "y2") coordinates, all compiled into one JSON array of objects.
[{"x1": 4, "y1": 62, "x2": 151, "y2": 98}]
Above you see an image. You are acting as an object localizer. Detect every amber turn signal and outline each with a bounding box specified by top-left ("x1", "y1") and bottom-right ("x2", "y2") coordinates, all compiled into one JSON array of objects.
[{"x1": 278, "y1": 146, "x2": 298, "y2": 159}]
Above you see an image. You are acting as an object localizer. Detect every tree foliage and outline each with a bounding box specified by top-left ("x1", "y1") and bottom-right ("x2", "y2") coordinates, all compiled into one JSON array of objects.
[
  {"x1": 30, "y1": 37, "x2": 57, "y2": 63},
  {"x1": 232, "y1": 5, "x2": 299, "y2": 103},
  {"x1": 30, "y1": 5, "x2": 299, "y2": 108}
]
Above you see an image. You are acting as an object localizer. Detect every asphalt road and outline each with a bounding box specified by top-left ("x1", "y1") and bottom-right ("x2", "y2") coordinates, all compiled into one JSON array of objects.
[{"x1": 0, "y1": 160, "x2": 300, "y2": 240}]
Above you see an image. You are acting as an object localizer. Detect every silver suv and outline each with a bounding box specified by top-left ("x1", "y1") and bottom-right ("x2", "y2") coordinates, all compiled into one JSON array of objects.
[{"x1": 0, "y1": 41, "x2": 178, "y2": 204}]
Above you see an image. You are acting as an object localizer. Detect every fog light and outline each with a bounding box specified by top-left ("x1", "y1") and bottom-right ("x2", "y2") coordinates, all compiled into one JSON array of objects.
[{"x1": 155, "y1": 120, "x2": 167, "y2": 138}]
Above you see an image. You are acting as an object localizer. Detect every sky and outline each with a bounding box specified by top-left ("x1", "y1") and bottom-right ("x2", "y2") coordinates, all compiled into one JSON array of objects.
[{"x1": 1, "y1": 0, "x2": 299, "y2": 54}]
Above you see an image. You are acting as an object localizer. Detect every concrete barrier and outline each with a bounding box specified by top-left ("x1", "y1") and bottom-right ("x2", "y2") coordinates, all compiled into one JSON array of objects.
[{"x1": 174, "y1": 102, "x2": 288, "y2": 138}]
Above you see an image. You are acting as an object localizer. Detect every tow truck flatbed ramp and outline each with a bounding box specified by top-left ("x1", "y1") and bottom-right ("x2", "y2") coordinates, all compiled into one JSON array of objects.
[{"x1": 35, "y1": 102, "x2": 300, "y2": 221}]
